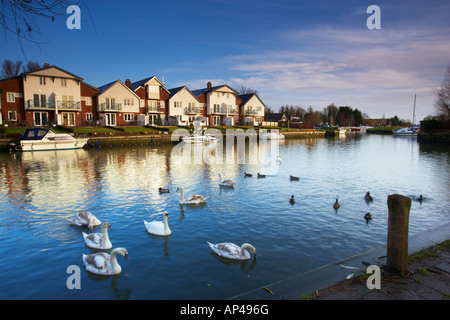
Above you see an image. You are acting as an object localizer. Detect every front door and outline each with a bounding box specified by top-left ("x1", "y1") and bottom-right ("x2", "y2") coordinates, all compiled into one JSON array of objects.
[
  {"x1": 105, "y1": 113, "x2": 116, "y2": 126},
  {"x1": 62, "y1": 112, "x2": 76, "y2": 126},
  {"x1": 34, "y1": 112, "x2": 48, "y2": 126}
]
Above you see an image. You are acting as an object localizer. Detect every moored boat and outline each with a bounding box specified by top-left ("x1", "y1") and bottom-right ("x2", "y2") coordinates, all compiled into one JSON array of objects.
[
  {"x1": 19, "y1": 128, "x2": 89, "y2": 151},
  {"x1": 182, "y1": 128, "x2": 218, "y2": 143},
  {"x1": 393, "y1": 125, "x2": 420, "y2": 136}
]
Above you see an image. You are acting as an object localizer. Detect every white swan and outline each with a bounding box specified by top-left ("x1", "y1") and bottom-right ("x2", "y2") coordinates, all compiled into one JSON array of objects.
[
  {"x1": 67, "y1": 211, "x2": 101, "y2": 229},
  {"x1": 144, "y1": 212, "x2": 171, "y2": 236},
  {"x1": 176, "y1": 186, "x2": 207, "y2": 205},
  {"x1": 218, "y1": 173, "x2": 234, "y2": 188},
  {"x1": 82, "y1": 247, "x2": 129, "y2": 276},
  {"x1": 207, "y1": 241, "x2": 257, "y2": 260},
  {"x1": 82, "y1": 222, "x2": 112, "y2": 250}
]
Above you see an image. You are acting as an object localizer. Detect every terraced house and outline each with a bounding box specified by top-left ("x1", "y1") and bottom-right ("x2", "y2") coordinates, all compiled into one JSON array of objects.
[{"x1": 0, "y1": 65, "x2": 266, "y2": 128}]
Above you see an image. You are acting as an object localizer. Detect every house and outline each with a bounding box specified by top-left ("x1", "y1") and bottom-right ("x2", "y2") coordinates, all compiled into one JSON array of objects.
[
  {"x1": 237, "y1": 93, "x2": 265, "y2": 126},
  {"x1": 80, "y1": 82, "x2": 99, "y2": 126},
  {"x1": 97, "y1": 80, "x2": 141, "y2": 126},
  {"x1": 264, "y1": 113, "x2": 288, "y2": 127},
  {"x1": 0, "y1": 76, "x2": 24, "y2": 126},
  {"x1": 167, "y1": 86, "x2": 207, "y2": 126},
  {"x1": 128, "y1": 76, "x2": 169, "y2": 126},
  {"x1": 191, "y1": 82, "x2": 240, "y2": 126}
]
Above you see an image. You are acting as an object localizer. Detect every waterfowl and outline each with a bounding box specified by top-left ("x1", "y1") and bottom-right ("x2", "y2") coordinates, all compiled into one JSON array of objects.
[
  {"x1": 333, "y1": 199, "x2": 340, "y2": 210},
  {"x1": 144, "y1": 212, "x2": 171, "y2": 236},
  {"x1": 415, "y1": 195, "x2": 423, "y2": 202},
  {"x1": 244, "y1": 172, "x2": 252, "y2": 177},
  {"x1": 82, "y1": 248, "x2": 129, "y2": 276},
  {"x1": 82, "y1": 222, "x2": 113, "y2": 250},
  {"x1": 67, "y1": 211, "x2": 101, "y2": 229},
  {"x1": 177, "y1": 186, "x2": 207, "y2": 205},
  {"x1": 257, "y1": 173, "x2": 266, "y2": 178},
  {"x1": 207, "y1": 241, "x2": 257, "y2": 260},
  {"x1": 219, "y1": 173, "x2": 234, "y2": 188},
  {"x1": 365, "y1": 192, "x2": 373, "y2": 202},
  {"x1": 290, "y1": 195, "x2": 296, "y2": 204},
  {"x1": 364, "y1": 212, "x2": 372, "y2": 220},
  {"x1": 159, "y1": 187, "x2": 170, "y2": 193},
  {"x1": 277, "y1": 155, "x2": 282, "y2": 162},
  {"x1": 290, "y1": 175, "x2": 299, "y2": 181}
]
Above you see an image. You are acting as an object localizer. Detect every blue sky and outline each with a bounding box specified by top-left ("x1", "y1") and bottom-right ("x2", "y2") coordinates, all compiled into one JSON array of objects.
[{"x1": 2, "y1": 0, "x2": 450, "y2": 121}]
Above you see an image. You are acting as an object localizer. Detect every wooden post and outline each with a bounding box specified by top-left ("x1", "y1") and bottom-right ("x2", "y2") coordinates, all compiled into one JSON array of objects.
[{"x1": 386, "y1": 194, "x2": 412, "y2": 273}]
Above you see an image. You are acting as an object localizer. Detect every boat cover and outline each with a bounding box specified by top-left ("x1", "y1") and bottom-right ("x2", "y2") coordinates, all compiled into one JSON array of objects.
[{"x1": 21, "y1": 128, "x2": 50, "y2": 140}]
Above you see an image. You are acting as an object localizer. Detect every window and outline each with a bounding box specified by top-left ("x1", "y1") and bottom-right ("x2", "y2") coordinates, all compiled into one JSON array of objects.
[
  {"x1": 148, "y1": 85, "x2": 159, "y2": 93},
  {"x1": 86, "y1": 113, "x2": 93, "y2": 121},
  {"x1": 85, "y1": 97, "x2": 92, "y2": 106},
  {"x1": 8, "y1": 110, "x2": 17, "y2": 121},
  {"x1": 124, "y1": 113, "x2": 134, "y2": 121},
  {"x1": 34, "y1": 112, "x2": 48, "y2": 126},
  {"x1": 216, "y1": 92, "x2": 220, "y2": 98},
  {"x1": 61, "y1": 79, "x2": 67, "y2": 87},
  {"x1": 7, "y1": 92, "x2": 15, "y2": 103},
  {"x1": 174, "y1": 101, "x2": 182, "y2": 108},
  {"x1": 40, "y1": 77, "x2": 46, "y2": 85},
  {"x1": 40, "y1": 95, "x2": 46, "y2": 107}
]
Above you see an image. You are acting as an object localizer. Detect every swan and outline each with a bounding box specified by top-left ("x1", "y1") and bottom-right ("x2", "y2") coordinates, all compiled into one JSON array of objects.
[
  {"x1": 219, "y1": 173, "x2": 234, "y2": 188},
  {"x1": 67, "y1": 211, "x2": 101, "y2": 229},
  {"x1": 290, "y1": 175, "x2": 299, "y2": 181},
  {"x1": 333, "y1": 199, "x2": 340, "y2": 210},
  {"x1": 176, "y1": 186, "x2": 207, "y2": 205},
  {"x1": 290, "y1": 195, "x2": 296, "y2": 204},
  {"x1": 144, "y1": 212, "x2": 171, "y2": 236},
  {"x1": 244, "y1": 172, "x2": 252, "y2": 177},
  {"x1": 257, "y1": 173, "x2": 266, "y2": 178},
  {"x1": 82, "y1": 247, "x2": 129, "y2": 276},
  {"x1": 82, "y1": 222, "x2": 112, "y2": 250},
  {"x1": 364, "y1": 212, "x2": 372, "y2": 220},
  {"x1": 207, "y1": 241, "x2": 257, "y2": 260},
  {"x1": 159, "y1": 187, "x2": 170, "y2": 193},
  {"x1": 277, "y1": 155, "x2": 282, "y2": 162},
  {"x1": 365, "y1": 192, "x2": 373, "y2": 202}
]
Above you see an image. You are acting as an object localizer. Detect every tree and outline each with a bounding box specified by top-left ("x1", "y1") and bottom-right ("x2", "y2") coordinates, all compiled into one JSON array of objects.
[
  {"x1": 1, "y1": 59, "x2": 23, "y2": 78},
  {"x1": 434, "y1": 65, "x2": 450, "y2": 121},
  {"x1": 234, "y1": 86, "x2": 258, "y2": 95}
]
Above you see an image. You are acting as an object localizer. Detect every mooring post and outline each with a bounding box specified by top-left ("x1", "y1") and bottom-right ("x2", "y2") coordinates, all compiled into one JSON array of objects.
[{"x1": 386, "y1": 194, "x2": 412, "y2": 273}]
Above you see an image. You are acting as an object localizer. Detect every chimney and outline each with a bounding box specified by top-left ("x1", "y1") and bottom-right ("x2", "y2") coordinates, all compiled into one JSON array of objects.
[
  {"x1": 43, "y1": 63, "x2": 50, "y2": 68},
  {"x1": 125, "y1": 79, "x2": 131, "y2": 88},
  {"x1": 207, "y1": 81, "x2": 212, "y2": 89}
]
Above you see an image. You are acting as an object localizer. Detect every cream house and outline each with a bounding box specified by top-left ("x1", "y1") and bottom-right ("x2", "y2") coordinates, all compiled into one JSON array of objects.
[
  {"x1": 192, "y1": 82, "x2": 239, "y2": 126},
  {"x1": 167, "y1": 86, "x2": 206, "y2": 126},
  {"x1": 237, "y1": 93, "x2": 265, "y2": 126},
  {"x1": 97, "y1": 80, "x2": 141, "y2": 126},
  {"x1": 22, "y1": 65, "x2": 83, "y2": 126}
]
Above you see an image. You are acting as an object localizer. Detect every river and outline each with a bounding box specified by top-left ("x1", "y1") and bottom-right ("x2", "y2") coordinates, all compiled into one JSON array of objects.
[{"x1": 0, "y1": 133, "x2": 448, "y2": 299}]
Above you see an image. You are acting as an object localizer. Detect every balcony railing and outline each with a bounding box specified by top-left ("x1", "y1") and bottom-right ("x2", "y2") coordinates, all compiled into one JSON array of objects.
[
  {"x1": 185, "y1": 107, "x2": 202, "y2": 114},
  {"x1": 100, "y1": 103, "x2": 122, "y2": 111},
  {"x1": 26, "y1": 99, "x2": 55, "y2": 110},
  {"x1": 57, "y1": 101, "x2": 81, "y2": 110},
  {"x1": 211, "y1": 107, "x2": 238, "y2": 115},
  {"x1": 245, "y1": 109, "x2": 258, "y2": 115},
  {"x1": 147, "y1": 106, "x2": 165, "y2": 113}
]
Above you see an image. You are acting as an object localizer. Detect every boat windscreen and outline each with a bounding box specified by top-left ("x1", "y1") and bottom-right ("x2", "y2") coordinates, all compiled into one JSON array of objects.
[{"x1": 21, "y1": 128, "x2": 49, "y2": 140}]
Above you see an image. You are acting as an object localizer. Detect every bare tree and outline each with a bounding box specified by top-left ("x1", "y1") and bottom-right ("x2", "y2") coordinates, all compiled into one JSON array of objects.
[
  {"x1": 24, "y1": 61, "x2": 41, "y2": 72},
  {"x1": 434, "y1": 65, "x2": 450, "y2": 121},
  {"x1": 234, "y1": 86, "x2": 258, "y2": 95},
  {"x1": 1, "y1": 59, "x2": 23, "y2": 78}
]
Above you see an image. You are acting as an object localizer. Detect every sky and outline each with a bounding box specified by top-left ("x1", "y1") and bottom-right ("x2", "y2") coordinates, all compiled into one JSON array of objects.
[{"x1": 1, "y1": 0, "x2": 450, "y2": 121}]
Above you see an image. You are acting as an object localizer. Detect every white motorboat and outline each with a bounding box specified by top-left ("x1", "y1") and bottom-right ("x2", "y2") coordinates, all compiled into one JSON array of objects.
[
  {"x1": 393, "y1": 125, "x2": 420, "y2": 136},
  {"x1": 260, "y1": 131, "x2": 285, "y2": 140},
  {"x1": 182, "y1": 128, "x2": 218, "y2": 143},
  {"x1": 19, "y1": 128, "x2": 89, "y2": 151}
]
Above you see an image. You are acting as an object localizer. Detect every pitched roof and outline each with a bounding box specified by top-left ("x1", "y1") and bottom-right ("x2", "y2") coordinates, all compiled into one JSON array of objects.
[
  {"x1": 168, "y1": 86, "x2": 201, "y2": 102},
  {"x1": 191, "y1": 84, "x2": 238, "y2": 97},
  {"x1": 130, "y1": 76, "x2": 168, "y2": 93},
  {"x1": 97, "y1": 79, "x2": 141, "y2": 99},
  {"x1": 237, "y1": 93, "x2": 266, "y2": 107}
]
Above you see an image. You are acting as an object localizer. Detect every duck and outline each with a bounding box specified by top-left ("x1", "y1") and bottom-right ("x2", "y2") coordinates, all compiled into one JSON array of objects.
[
  {"x1": 290, "y1": 195, "x2": 296, "y2": 204},
  {"x1": 415, "y1": 195, "x2": 423, "y2": 202},
  {"x1": 176, "y1": 186, "x2": 207, "y2": 205},
  {"x1": 365, "y1": 192, "x2": 373, "y2": 202},
  {"x1": 82, "y1": 248, "x2": 129, "y2": 276},
  {"x1": 364, "y1": 212, "x2": 372, "y2": 220},
  {"x1": 219, "y1": 173, "x2": 234, "y2": 188},
  {"x1": 257, "y1": 173, "x2": 266, "y2": 178},
  {"x1": 144, "y1": 212, "x2": 171, "y2": 236},
  {"x1": 290, "y1": 175, "x2": 299, "y2": 181},
  {"x1": 244, "y1": 172, "x2": 252, "y2": 177},
  {"x1": 159, "y1": 187, "x2": 170, "y2": 193},
  {"x1": 67, "y1": 211, "x2": 101, "y2": 229},
  {"x1": 207, "y1": 241, "x2": 257, "y2": 260},
  {"x1": 333, "y1": 199, "x2": 340, "y2": 210},
  {"x1": 82, "y1": 222, "x2": 113, "y2": 250}
]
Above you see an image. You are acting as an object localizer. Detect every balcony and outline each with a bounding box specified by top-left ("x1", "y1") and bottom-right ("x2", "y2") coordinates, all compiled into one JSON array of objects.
[
  {"x1": 245, "y1": 109, "x2": 258, "y2": 115},
  {"x1": 211, "y1": 106, "x2": 239, "y2": 115},
  {"x1": 185, "y1": 107, "x2": 202, "y2": 114},
  {"x1": 100, "y1": 103, "x2": 122, "y2": 112},
  {"x1": 147, "y1": 106, "x2": 165, "y2": 113},
  {"x1": 26, "y1": 99, "x2": 55, "y2": 110},
  {"x1": 57, "y1": 100, "x2": 81, "y2": 111}
]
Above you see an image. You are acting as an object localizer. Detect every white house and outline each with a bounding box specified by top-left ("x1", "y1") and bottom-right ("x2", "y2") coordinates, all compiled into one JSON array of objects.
[
  {"x1": 237, "y1": 93, "x2": 265, "y2": 126},
  {"x1": 167, "y1": 86, "x2": 207, "y2": 126}
]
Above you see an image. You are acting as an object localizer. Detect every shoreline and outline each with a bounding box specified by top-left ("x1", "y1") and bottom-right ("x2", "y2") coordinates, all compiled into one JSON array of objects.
[{"x1": 229, "y1": 222, "x2": 450, "y2": 300}]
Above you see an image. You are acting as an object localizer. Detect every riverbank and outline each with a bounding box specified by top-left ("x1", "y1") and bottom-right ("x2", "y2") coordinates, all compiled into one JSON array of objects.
[{"x1": 229, "y1": 222, "x2": 450, "y2": 300}]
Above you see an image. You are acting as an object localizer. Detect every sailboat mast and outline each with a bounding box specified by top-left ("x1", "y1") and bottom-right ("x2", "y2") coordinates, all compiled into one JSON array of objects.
[{"x1": 413, "y1": 94, "x2": 416, "y2": 125}]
